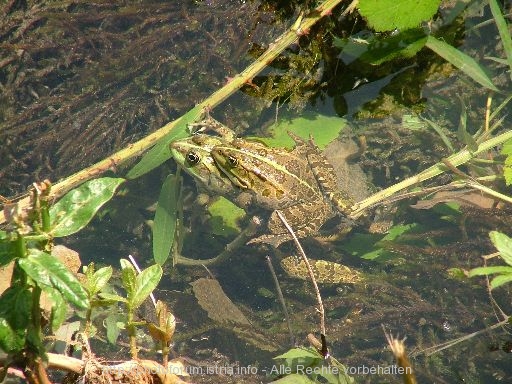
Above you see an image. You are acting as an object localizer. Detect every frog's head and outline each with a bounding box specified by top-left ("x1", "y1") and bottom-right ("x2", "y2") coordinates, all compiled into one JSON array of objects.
[{"x1": 170, "y1": 135, "x2": 233, "y2": 193}]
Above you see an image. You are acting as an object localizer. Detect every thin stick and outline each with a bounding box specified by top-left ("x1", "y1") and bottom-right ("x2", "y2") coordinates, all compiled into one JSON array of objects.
[
  {"x1": 275, "y1": 210, "x2": 327, "y2": 353},
  {"x1": 265, "y1": 255, "x2": 295, "y2": 346}
]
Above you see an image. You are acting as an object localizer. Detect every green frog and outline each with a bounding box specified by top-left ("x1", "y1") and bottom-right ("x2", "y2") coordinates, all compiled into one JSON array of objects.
[{"x1": 170, "y1": 118, "x2": 353, "y2": 247}]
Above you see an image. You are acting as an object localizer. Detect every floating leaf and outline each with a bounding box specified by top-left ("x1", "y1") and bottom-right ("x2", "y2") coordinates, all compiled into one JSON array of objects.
[
  {"x1": 425, "y1": 36, "x2": 499, "y2": 91},
  {"x1": 153, "y1": 175, "x2": 180, "y2": 265},
  {"x1": 258, "y1": 114, "x2": 347, "y2": 149},
  {"x1": 358, "y1": 0, "x2": 441, "y2": 32},
  {"x1": 50, "y1": 177, "x2": 125, "y2": 237},
  {"x1": 207, "y1": 197, "x2": 245, "y2": 237}
]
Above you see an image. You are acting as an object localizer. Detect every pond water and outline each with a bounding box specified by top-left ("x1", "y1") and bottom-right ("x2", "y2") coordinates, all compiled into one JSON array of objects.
[{"x1": 1, "y1": 0, "x2": 512, "y2": 383}]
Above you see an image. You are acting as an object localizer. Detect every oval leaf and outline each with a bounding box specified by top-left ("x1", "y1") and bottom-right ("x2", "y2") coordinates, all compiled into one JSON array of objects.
[
  {"x1": 426, "y1": 36, "x2": 499, "y2": 91},
  {"x1": 132, "y1": 264, "x2": 163, "y2": 309},
  {"x1": 21, "y1": 250, "x2": 88, "y2": 309},
  {"x1": 50, "y1": 177, "x2": 125, "y2": 237}
]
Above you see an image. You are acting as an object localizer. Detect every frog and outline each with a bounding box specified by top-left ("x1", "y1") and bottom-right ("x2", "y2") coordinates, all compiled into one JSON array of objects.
[
  {"x1": 211, "y1": 134, "x2": 353, "y2": 247},
  {"x1": 171, "y1": 117, "x2": 354, "y2": 247}
]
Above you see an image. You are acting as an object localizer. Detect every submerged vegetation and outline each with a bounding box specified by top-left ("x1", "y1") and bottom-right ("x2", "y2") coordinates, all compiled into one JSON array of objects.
[{"x1": 1, "y1": 0, "x2": 512, "y2": 383}]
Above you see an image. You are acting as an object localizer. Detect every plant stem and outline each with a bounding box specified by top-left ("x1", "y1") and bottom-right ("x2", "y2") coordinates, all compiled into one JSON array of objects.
[{"x1": 350, "y1": 129, "x2": 512, "y2": 218}]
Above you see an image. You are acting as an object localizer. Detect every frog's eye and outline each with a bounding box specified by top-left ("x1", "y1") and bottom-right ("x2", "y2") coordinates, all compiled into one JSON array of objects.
[
  {"x1": 227, "y1": 155, "x2": 238, "y2": 167},
  {"x1": 186, "y1": 152, "x2": 201, "y2": 165}
]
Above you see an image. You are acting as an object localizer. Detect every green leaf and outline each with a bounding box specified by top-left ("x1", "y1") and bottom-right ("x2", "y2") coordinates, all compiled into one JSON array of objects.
[
  {"x1": 489, "y1": 0, "x2": 512, "y2": 78},
  {"x1": 207, "y1": 197, "x2": 246, "y2": 237},
  {"x1": 132, "y1": 264, "x2": 162, "y2": 309},
  {"x1": 358, "y1": 0, "x2": 441, "y2": 32},
  {"x1": 0, "y1": 241, "x2": 15, "y2": 267},
  {"x1": 0, "y1": 317, "x2": 25, "y2": 353},
  {"x1": 43, "y1": 286, "x2": 67, "y2": 332},
  {"x1": 274, "y1": 347, "x2": 321, "y2": 360},
  {"x1": 502, "y1": 139, "x2": 512, "y2": 185},
  {"x1": 126, "y1": 106, "x2": 203, "y2": 179},
  {"x1": 491, "y1": 274, "x2": 512, "y2": 289},
  {"x1": 105, "y1": 313, "x2": 124, "y2": 344},
  {"x1": 153, "y1": 175, "x2": 179, "y2": 265},
  {"x1": 98, "y1": 292, "x2": 127, "y2": 303},
  {"x1": 271, "y1": 374, "x2": 315, "y2": 384},
  {"x1": 425, "y1": 36, "x2": 499, "y2": 91},
  {"x1": 489, "y1": 231, "x2": 512, "y2": 266},
  {"x1": 121, "y1": 262, "x2": 137, "y2": 301},
  {"x1": 0, "y1": 286, "x2": 32, "y2": 329},
  {"x1": 258, "y1": 114, "x2": 347, "y2": 150},
  {"x1": 92, "y1": 266, "x2": 113, "y2": 296},
  {"x1": 469, "y1": 266, "x2": 512, "y2": 277},
  {"x1": 360, "y1": 29, "x2": 427, "y2": 65},
  {"x1": 456, "y1": 98, "x2": 478, "y2": 151},
  {"x1": 19, "y1": 250, "x2": 89, "y2": 309},
  {"x1": 50, "y1": 177, "x2": 125, "y2": 237},
  {"x1": 83, "y1": 264, "x2": 113, "y2": 297}
]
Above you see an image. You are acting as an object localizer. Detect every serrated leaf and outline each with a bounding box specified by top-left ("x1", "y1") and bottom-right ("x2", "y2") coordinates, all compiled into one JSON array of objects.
[
  {"x1": 489, "y1": 231, "x2": 512, "y2": 266},
  {"x1": 20, "y1": 250, "x2": 88, "y2": 309},
  {"x1": 153, "y1": 175, "x2": 179, "y2": 265},
  {"x1": 207, "y1": 197, "x2": 246, "y2": 237},
  {"x1": 126, "y1": 106, "x2": 203, "y2": 179},
  {"x1": 132, "y1": 264, "x2": 162, "y2": 309},
  {"x1": 258, "y1": 114, "x2": 347, "y2": 150},
  {"x1": 425, "y1": 36, "x2": 499, "y2": 91},
  {"x1": 50, "y1": 177, "x2": 125, "y2": 237},
  {"x1": 491, "y1": 274, "x2": 512, "y2": 289},
  {"x1": 359, "y1": 0, "x2": 441, "y2": 32}
]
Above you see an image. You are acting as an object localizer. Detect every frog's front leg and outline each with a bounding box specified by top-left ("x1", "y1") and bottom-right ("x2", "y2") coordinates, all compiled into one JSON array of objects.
[
  {"x1": 248, "y1": 200, "x2": 334, "y2": 247},
  {"x1": 187, "y1": 116, "x2": 236, "y2": 141}
]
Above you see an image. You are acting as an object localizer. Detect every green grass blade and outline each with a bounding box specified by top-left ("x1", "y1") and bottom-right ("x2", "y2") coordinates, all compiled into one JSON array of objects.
[
  {"x1": 425, "y1": 36, "x2": 499, "y2": 91},
  {"x1": 489, "y1": 0, "x2": 512, "y2": 79}
]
